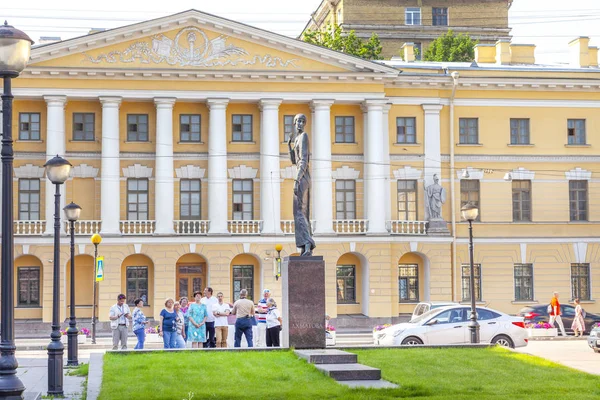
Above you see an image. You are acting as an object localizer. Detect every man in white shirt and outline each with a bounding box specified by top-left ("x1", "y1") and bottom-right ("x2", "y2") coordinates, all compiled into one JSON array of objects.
[
  {"x1": 201, "y1": 287, "x2": 219, "y2": 348},
  {"x1": 255, "y1": 289, "x2": 270, "y2": 347},
  {"x1": 109, "y1": 294, "x2": 132, "y2": 350},
  {"x1": 213, "y1": 292, "x2": 231, "y2": 348}
]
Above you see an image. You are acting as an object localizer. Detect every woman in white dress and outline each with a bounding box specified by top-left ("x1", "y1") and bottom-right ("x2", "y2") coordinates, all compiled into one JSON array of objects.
[{"x1": 571, "y1": 298, "x2": 585, "y2": 337}]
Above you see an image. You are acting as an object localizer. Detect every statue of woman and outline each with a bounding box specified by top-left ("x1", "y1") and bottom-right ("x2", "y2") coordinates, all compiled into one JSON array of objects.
[{"x1": 288, "y1": 114, "x2": 316, "y2": 256}]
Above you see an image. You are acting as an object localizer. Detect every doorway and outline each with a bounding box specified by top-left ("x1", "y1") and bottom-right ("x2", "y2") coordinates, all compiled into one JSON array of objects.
[{"x1": 176, "y1": 264, "x2": 206, "y2": 300}]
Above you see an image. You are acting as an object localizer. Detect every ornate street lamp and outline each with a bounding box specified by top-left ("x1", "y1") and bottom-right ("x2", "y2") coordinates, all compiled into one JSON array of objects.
[
  {"x1": 44, "y1": 155, "x2": 73, "y2": 396},
  {"x1": 461, "y1": 201, "x2": 480, "y2": 344},
  {"x1": 64, "y1": 202, "x2": 82, "y2": 367},
  {"x1": 90, "y1": 233, "x2": 102, "y2": 344},
  {"x1": 0, "y1": 20, "x2": 33, "y2": 399},
  {"x1": 274, "y1": 244, "x2": 283, "y2": 280}
]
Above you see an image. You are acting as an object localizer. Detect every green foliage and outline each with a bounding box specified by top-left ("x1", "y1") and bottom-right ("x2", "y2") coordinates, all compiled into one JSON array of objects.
[
  {"x1": 66, "y1": 362, "x2": 89, "y2": 377},
  {"x1": 423, "y1": 30, "x2": 478, "y2": 62},
  {"x1": 302, "y1": 24, "x2": 383, "y2": 60}
]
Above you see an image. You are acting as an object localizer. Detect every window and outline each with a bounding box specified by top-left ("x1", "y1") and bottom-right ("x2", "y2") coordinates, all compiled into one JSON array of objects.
[
  {"x1": 461, "y1": 264, "x2": 481, "y2": 302},
  {"x1": 399, "y1": 264, "x2": 419, "y2": 302},
  {"x1": 283, "y1": 115, "x2": 295, "y2": 142},
  {"x1": 18, "y1": 267, "x2": 40, "y2": 306},
  {"x1": 510, "y1": 118, "x2": 530, "y2": 145},
  {"x1": 414, "y1": 42, "x2": 422, "y2": 60},
  {"x1": 180, "y1": 179, "x2": 201, "y2": 220},
  {"x1": 335, "y1": 116, "x2": 355, "y2": 143},
  {"x1": 397, "y1": 180, "x2": 417, "y2": 220},
  {"x1": 567, "y1": 119, "x2": 586, "y2": 145},
  {"x1": 180, "y1": 114, "x2": 201, "y2": 142},
  {"x1": 18, "y1": 179, "x2": 40, "y2": 220},
  {"x1": 73, "y1": 113, "x2": 95, "y2": 141},
  {"x1": 232, "y1": 179, "x2": 253, "y2": 220},
  {"x1": 126, "y1": 266, "x2": 148, "y2": 306},
  {"x1": 571, "y1": 263, "x2": 590, "y2": 301},
  {"x1": 127, "y1": 114, "x2": 149, "y2": 142},
  {"x1": 336, "y1": 265, "x2": 356, "y2": 304},
  {"x1": 396, "y1": 117, "x2": 416, "y2": 143},
  {"x1": 432, "y1": 7, "x2": 448, "y2": 26},
  {"x1": 460, "y1": 180, "x2": 480, "y2": 221},
  {"x1": 569, "y1": 180, "x2": 588, "y2": 221},
  {"x1": 233, "y1": 265, "x2": 254, "y2": 301},
  {"x1": 127, "y1": 179, "x2": 149, "y2": 220},
  {"x1": 405, "y1": 7, "x2": 421, "y2": 25},
  {"x1": 476, "y1": 308, "x2": 501, "y2": 321},
  {"x1": 459, "y1": 118, "x2": 479, "y2": 144},
  {"x1": 232, "y1": 114, "x2": 253, "y2": 142},
  {"x1": 335, "y1": 180, "x2": 356, "y2": 219},
  {"x1": 19, "y1": 113, "x2": 41, "y2": 140},
  {"x1": 514, "y1": 264, "x2": 534, "y2": 301},
  {"x1": 512, "y1": 180, "x2": 531, "y2": 222}
]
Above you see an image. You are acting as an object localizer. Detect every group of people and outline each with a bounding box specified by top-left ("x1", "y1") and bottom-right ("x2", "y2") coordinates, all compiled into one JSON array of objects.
[
  {"x1": 549, "y1": 291, "x2": 586, "y2": 336},
  {"x1": 109, "y1": 287, "x2": 282, "y2": 350}
]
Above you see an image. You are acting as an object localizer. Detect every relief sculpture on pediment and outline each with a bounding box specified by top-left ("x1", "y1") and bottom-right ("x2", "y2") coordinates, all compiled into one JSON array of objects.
[{"x1": 82, "y1": 26, "x2": 299, "y2": 68}]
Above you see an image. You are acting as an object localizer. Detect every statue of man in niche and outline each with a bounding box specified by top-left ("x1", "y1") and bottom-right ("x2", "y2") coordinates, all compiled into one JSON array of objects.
[
  {"x1": 287, "y1": 114, "x2": 316, "y2": 256},
  {"x1": 425, "y1": 174, "x2": 446, "y2": 220}
]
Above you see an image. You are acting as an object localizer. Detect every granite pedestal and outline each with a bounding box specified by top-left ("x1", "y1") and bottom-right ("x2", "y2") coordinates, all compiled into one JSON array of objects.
[{"x1": 282, "y1": 256, "x2": 325, "y2": 349}]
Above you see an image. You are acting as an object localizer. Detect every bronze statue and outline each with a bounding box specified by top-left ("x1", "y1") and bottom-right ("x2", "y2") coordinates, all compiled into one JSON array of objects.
[{"x1": 288, "y1": 114, "x2": 316, "y2": 256}]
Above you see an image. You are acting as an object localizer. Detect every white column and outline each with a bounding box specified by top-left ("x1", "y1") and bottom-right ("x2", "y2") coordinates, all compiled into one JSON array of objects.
[
  {"x1": 422, "y1": 104, "x2": 444, "y2": 187},
  {"x1": 154, "y1": 97, "x2": 176, "y2": 235},
  {"x1": 259, "y1": 99, "x2": 283, "y2": 235},
  {"x1": 383, "y1": 104, "x2": 392, "y2": 224},
  {"x1": 99, "y1": 96, "x2": 122, "y2": 235},
  {"x1": 207, "y1": 98, "x2": 230, "y2": 235},
  {"x1": 364, "y1": 99, "x2": 388, "y2": 234},
  {"x1": 311, "y1": 100, "x2": 335, "y2": 235},
  {"x1": 43, "y1": 96, "x2": 67, "y2": 235},
  {"x1": 361, "y1": 105, "x2": 369, "y2": 218}
]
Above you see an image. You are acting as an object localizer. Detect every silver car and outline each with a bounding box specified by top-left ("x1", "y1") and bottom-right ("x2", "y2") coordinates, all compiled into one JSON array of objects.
[{"x1": 411, "y1": 301, "x2": 458, "y2": 321}]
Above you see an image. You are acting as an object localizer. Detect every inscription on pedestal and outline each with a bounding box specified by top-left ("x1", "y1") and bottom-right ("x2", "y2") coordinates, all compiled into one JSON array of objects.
[{"x1": 282, "y1": 256, "x2": 325, "y2": 349}]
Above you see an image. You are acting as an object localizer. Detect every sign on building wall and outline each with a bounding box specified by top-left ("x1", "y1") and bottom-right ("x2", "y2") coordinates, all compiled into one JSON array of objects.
[{"x1": 96, "y1": 256, "x2": 104, "y2": 282}]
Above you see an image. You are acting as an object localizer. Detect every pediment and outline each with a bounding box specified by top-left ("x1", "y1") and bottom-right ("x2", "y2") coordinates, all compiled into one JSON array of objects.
[{"x1": 28, "y1": 10, "x2": 398, "y2": 76}]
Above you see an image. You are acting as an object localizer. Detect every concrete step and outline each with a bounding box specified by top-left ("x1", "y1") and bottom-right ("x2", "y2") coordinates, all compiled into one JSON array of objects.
[
  {"x1": 295, "y1": 349, "x2": 358, "y2": 364},
  {"x1": 314, "y1": 363, "x2": 381, "y2": 381},
  {"x1": 338, "y1": 380, "x2": 398, "y2": 389}
]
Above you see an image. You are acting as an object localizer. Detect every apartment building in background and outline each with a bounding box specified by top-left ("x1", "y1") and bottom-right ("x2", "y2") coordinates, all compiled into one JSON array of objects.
[
  {"x1": 302, "y1": 0, "x2": 513, "y2": 59},
  {"x1": 2, "y1": 10, "x2": 599, "y2": 328}
]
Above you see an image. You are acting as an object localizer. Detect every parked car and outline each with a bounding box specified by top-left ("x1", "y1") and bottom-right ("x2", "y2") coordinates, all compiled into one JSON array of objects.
[
  {"x1": 375, "y1": 305, "x2": 528, "y2": 348},
  {"x1": 587, "y1": 324, "x2": 600, "y2": 353},
  {"x1": 411, "y1": 302, "x2": 458, "y2": 321},
  {"x1": 518, "y1": 304, "x2": 600, "y2": 334}
]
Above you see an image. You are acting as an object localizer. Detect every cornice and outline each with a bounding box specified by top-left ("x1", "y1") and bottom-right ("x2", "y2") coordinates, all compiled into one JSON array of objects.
[{"x1": 443, "y1": 154, "x2": 600, "y2": 163}]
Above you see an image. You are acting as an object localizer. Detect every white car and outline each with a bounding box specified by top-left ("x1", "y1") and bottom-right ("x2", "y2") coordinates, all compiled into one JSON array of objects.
[
  {"x1": 374, "y1": 305, "x2": 528, "y2": 348},
  {"x1": 411, "y1": 301, "x2": 458, "y2": 321}
]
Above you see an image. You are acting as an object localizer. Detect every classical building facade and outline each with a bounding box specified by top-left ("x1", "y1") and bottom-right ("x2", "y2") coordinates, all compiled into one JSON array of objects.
[
  {"x1": 2, "y1": 10, "x2": 599, "y2": 326},
  {"x1": 302, "y1": 0, "x2": 513, "y2": 59}
]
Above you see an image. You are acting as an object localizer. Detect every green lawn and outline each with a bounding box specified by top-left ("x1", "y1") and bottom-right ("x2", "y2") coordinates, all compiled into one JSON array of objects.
[{"x1": 99, "y1": 348, "x2": 600, "y2": 400}]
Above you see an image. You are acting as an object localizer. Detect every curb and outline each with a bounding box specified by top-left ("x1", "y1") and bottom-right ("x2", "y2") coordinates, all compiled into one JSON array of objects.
[{"x1": 87, "y1": 353, "x2": 103, "y2": 400}]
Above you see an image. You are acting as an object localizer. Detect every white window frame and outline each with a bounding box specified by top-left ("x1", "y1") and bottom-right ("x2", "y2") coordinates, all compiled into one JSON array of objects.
[{"x1": 405, "y1": 7, "x2": 421, "y2": 25}]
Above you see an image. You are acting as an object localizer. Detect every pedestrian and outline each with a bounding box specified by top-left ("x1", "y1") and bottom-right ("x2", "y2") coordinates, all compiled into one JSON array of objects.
[
  {"x1": 132, "y1": 298, "x2": 149, "y2": 350},
  {"x1": 255, "y1": 289, "x2": 270, "y2": 347},
  {"x1": 174, "y1": 301, "x2": 187, "y2": 348},
  {"x1": 109, "y1": 293, "x2": 132, "y2": 350},
  {"x1": 188, "y1": 290, "x2": 208, "y2": 348},
  {"x1": 201, "y1": 287, "x2": 218, "y2": 348},
  {"x1": 180, "y1": 296, "x2": 190, "y2": 343},
  {"x1": 213, "y1": 292, "x2": 231, "y2": 348},
  {"x1": 572, "y1": 298, "x2": 586, "y2": 337},
  {"x1": 549, "y1": 291, "x2": 567, "y2": 336},
  {"x1": 265, "y1": 298, "x2": 282, "y2": 347},
  {"x1": 231, "y1": 289, "x2": 255, "y2": 347},
  {"x1": 158, "y1": 298, "x2": 178, "y2": 349}
]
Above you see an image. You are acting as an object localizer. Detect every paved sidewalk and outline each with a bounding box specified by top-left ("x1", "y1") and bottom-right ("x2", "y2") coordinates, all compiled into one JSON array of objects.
[{"x1": 514, "y1": 339, "x2": 600, "y2": 375}]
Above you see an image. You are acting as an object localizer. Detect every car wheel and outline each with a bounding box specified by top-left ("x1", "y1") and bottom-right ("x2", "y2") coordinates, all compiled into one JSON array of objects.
[
  {"x1": 492, "y1": 335, "x2": 514, "y2": 348},
  {"x1": 401, "y1": 336, "x2": 423, "y2": 346}
]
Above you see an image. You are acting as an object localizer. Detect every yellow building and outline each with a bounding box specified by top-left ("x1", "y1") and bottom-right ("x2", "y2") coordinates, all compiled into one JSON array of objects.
[
  {"x1": 2, "y1": 10, "x2": 600, "y2": 328},
  {"x1": 302, "y1": 0, "x2": 512, "y2": 59}
]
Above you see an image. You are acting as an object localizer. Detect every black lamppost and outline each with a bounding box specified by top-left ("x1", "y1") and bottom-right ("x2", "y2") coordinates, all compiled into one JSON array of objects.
[
  {"x1": 461, "y1": 202, "x2": 480, "y2": 344},
  {"x1": 0, "y1": 21, "x2": 33, "y2": 400},
  {"x1": 44, "y1": 155, "x2": 73, "y2": 396},
  {"x1": 64, "y1": 202, "x2": 82, "y2": 367},
  {"x1": 90, "y1": 233, "x2": 102, "y2": 344}
]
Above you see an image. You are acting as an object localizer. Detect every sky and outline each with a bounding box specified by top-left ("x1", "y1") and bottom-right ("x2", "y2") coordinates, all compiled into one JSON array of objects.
[{"x1": 2, "y1": 0, "x2": 600, "y2": 64}]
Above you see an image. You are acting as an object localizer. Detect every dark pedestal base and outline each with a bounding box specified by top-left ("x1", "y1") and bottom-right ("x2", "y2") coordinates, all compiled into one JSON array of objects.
[
  {"x1": 427, "y1": 219, "x2": 450, "y2": 236},
  {"x1": 282, "y1": 256, "x2": 325, "y2": 349}
]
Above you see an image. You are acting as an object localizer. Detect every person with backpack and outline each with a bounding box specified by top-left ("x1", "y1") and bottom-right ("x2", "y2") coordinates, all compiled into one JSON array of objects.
[
  {"x1": 549, "y1": 292, "x2": 567, "y2": 336},
  {"x1": 571, "y1": 298, "x2": 586, "y2": 337}
]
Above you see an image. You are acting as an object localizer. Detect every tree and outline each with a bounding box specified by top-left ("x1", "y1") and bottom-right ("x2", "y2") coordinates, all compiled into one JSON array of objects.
[
  {"x1": 423, "y1": 30, "x2": 478, "y2": 62},
  {"x1": 302, "y1": 24, "x2": 383, "y2": 61}
]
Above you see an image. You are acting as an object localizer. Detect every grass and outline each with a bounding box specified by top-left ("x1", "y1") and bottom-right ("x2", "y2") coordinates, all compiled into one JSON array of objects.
[
  {"x1": 98, "y1": 348, "x2": 600, "y2": 400},
  {"x1": 66, "y1": 362, "x2": 89, "y2": 377}
]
